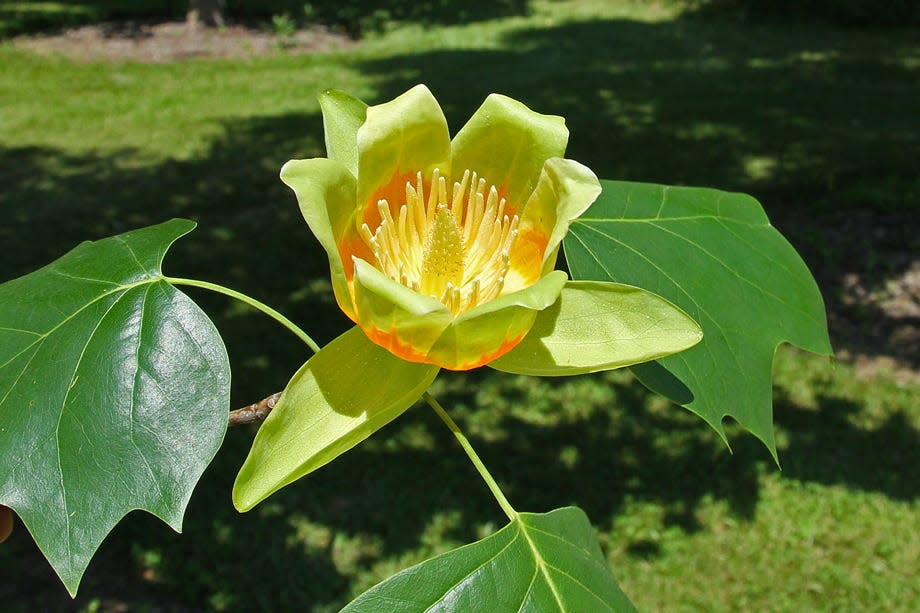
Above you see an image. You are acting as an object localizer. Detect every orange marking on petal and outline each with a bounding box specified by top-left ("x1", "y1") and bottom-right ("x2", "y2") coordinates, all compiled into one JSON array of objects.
[
  {"x1": 495, "y1": 180, "x2": 517, "y2": 217},
  {"x1": 449, "y1": 332, "x2": 527, "y2": 371},
  {"x1": 338, "y1": 229, "x2": 374, "y2": 280},
  {"x1": 361, "y1": 325, "x2": 527, "y2": 371},
  {"x1": 362, "y1": 325, "x2": 432, "y2": 364},
  {"x1": 363, "y1": 169, "x2": 419, "y2": 229},
  {"x1": 508, "y1": 226, "x2": 549, "y2": 286}
]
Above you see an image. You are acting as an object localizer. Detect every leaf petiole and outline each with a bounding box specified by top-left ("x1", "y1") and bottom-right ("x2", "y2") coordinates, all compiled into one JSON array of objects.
[
  {"x1": 423, "y1": 391, "x2": 518, "y2": 522},
  {"x1": 163, "y1": 277, "x2": 321, "y2": 353},
  {"x1": 165, "y1": 278, "x2": 516, "y2": 521}
]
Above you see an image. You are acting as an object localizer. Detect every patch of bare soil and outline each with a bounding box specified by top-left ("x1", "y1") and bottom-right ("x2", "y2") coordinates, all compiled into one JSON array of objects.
[
  {"x1": 12, "y1": 19, "x2": 355, "y2": 63},
  {"x1": 834, "y1": 259, "x2": 920, "y2": 384},
  {"x1": 783, "y1": 210, "x2": 920, "y2": 385}
]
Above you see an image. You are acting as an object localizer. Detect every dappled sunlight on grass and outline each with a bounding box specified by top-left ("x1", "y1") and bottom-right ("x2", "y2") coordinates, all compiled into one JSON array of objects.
[{"x1": 0, "y1": 0, "x2": 918, "y2": 610}]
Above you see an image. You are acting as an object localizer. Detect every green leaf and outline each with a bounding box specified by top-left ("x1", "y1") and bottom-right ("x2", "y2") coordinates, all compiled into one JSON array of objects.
[
  {"x1": 564, "y1": 180, "x2": 832, "y2": 458},
  {"x1": 491, "y1": 281, "x2": 702, "y2": 376},
  {"x1": 233, "y1": 326, "x2": 438, "y2": 511},
  {"x1": 0, "y1": 219, "x2": 230, "y2": 595},
  {"x1": 342, "y1": 506, "x2": 636, "y2": 612}
]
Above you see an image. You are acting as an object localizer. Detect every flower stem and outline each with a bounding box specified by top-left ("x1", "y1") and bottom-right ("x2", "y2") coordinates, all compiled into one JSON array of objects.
[
  {"x1": 423, "y1": 391, "x2": 518, "y2": 522},
  {"x1": 164, "y1": 276, "x2": 321, "y2": 353}
]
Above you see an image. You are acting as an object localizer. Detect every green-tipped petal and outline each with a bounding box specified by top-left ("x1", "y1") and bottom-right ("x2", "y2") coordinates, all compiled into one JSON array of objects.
[
  {"x1": 427, "y1": 271, "x2": 568, "y2": 370},
  {"x1": 451, "y1": 94, "x2": 568, "y2": 210},
  {"x1": 506, "y1": 157, "x2": 602, "y2": 292},
  {"x1": 233, "y1": 326, "x2": 439, "y2": 512},
  {"x1": 352, "y1": 257, "x2": 454, "y2": 361},
  {"x1": 319, "y1": 89, "x2": 368, "y2": 176},
  {"x1": 490, "y1": 281, "x2": 703, "y2": 376},
  {"x1": 356, "y1": 85, "x2": 451, "y2": 218},
  {"x1": 281, "y1": 157, "x2": 357, "y2": 318},
  {"x1": 532, "y1": 158, "x2": 602, "y2": 271}
]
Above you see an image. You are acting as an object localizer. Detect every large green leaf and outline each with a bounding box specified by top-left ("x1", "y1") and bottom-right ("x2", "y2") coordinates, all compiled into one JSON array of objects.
[
  {"x1": 233, "y1": 326, "x2": 438, "y2": 511},
  {"x1": 342, "y1": 506, "x2": 636, "y2": 612},
  {"x1": 564, "y1": 180, "x2": 832, "y2": 458},
  {"x1": 0, "y1": 219, "x2": 230, "y2": 595}
]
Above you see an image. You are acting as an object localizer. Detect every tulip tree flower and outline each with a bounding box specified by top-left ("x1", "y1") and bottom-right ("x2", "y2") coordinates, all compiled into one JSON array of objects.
[
  {"x1": 283, "y1": 84, "x2": 702, "y2": 372},
  {"x1": 233, "y1": 86, "x2": 702, "y2": 510}
]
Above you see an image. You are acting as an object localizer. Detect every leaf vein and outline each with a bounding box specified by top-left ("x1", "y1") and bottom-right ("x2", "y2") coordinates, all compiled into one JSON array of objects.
[
  {"x1": 129, "y1": 285, "x2": 165, "y2": 503},
  {"x1": 647, "y1": 220, "x2": 818, "y2": 324},
  {"x1": 569, "y1": 225, "x2": 747, "y2": 419},
  {"x1": 519, "y1": 521, "x2": 566, "y2": 611},
  {"x1": 54, "y1": 287, "x2": 128, "y2": 572},
  {"x1": 542, "y1": 560, "x2": 616, "y2": 612},
  {"x1": 114, "y1": 235, "x2": 150, "y2": 276},
  {"x1": 48, "y1": 268, "x2": 120, "y2": 287},
  {"x1": 422, "y1": 526, "x2": 522, "y2": 613},
  {"x1": 0, "y1": 326, "x2": 42, "y2": 337}
]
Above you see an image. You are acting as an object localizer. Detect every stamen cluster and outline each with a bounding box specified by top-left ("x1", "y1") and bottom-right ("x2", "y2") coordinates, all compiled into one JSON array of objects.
[{"x1": 359, "y1": 169, "x2": 520, "y2": 315}]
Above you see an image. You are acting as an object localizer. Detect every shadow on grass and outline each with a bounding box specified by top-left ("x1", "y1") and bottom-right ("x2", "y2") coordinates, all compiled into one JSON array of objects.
[
  {"x1": 775, "y1": 390, "x2": 920, "y2": 500},
  {"x1": 0, "y1": 110, "x2": 352, "y2": 367},
  {"x1": 679, "y1": 0, "x2": 920, "y2": 29},
  {"x1": 1, "y1": 11, "x2": 919, "y2": 611},
  {"x1": 0, "y1": 113, "x2": 361, "y2": 610},
  {"x1": 254, "y1": 0, "x2": 533, "y2": 37},
  {"x1": 6, "y1": 364, "x2": 918, "y2": 610}
]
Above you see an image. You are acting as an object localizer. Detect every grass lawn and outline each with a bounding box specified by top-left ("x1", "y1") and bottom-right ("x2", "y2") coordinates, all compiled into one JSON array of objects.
[{"x1": 1, "y1": 1, "x2": 918, "y2": 610}]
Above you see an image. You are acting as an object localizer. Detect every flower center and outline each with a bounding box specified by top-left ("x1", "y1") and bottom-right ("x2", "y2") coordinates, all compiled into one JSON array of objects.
[{"x1": 359, "y1": 168, "x2": 520, "y2": 316}]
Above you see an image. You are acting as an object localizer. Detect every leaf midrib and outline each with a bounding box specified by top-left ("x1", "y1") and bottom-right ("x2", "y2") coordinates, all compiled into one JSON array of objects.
[
  {"x1": 519, "y1": 521, "x2": 566, "y2": 610},
  {"x1": 54, "y1": 283, "x2": 135, "y2": 574},
  {"x1": 518, "y1": 518, "x2": 615, "y2": 613},
  {"x1": 0, "y1": 273, "x2": 164, "y2": 557}
]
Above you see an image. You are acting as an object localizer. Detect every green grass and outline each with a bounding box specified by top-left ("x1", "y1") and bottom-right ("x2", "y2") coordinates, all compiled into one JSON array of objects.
[{"x1": 1, "y1": 1, "x2": 918, "y2": 610}]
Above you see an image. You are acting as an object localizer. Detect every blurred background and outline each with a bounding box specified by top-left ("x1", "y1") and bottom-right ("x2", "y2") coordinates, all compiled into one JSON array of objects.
[{"x1": 1, "y1": 1, "x2": 918, "y2": 610}]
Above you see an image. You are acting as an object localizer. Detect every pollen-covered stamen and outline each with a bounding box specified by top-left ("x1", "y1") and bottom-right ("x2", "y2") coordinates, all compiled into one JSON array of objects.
[{"x1": 359, "y1": 168, "x2": 520, "y2": 315}]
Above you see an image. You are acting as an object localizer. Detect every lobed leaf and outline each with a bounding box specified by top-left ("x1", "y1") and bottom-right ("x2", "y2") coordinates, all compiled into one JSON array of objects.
[
  {"x1": 0, "y1": 219, "x2": 230, "y2": 595},
  {"x1": 564, "y1": 180, "x2": 832, "y2": 459}
]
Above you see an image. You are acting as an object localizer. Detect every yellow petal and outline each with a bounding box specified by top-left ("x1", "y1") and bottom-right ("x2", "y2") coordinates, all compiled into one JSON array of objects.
[
  {"x1": 451, "y1": 93, "x2": 568, "y2": 214},
  {"x1": 351, "y1": 258, "x2": 454, "y2": 363},
  {"x1": 425, "y1": 271, "x2": 568, "y2": 370},
  {"x1": 356, "y1": 85, "x2": 451, "y2": 236}
]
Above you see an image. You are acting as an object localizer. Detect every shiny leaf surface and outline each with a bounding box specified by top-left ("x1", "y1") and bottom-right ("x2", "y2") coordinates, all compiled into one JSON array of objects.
[
  {"x1": 343, "y1": 506, "x2": 635, "y2": 612},
  {"x1": 0, "y1": 220, "x2": 230, "y2": 594}
]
